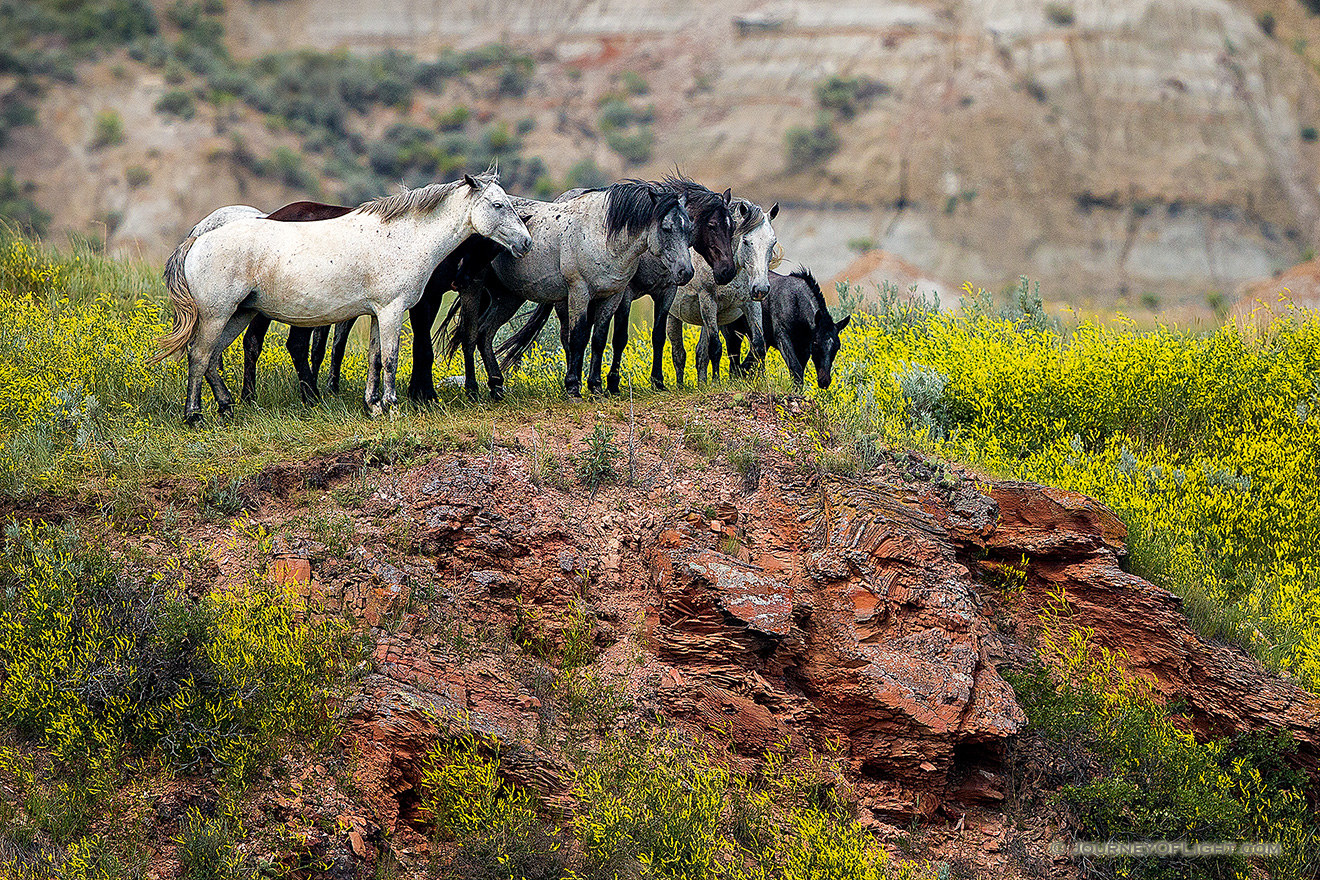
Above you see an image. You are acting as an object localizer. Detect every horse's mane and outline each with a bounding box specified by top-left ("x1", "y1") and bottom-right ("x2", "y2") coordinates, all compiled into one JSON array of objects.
[
  {"x1": 732, "y1": 198, "x2": 766, "y2": 238},
  {"x1": 600, "y1": 180, "x2": 684, "y2": 239},
  {"x1": 788, "y1": 267, "x2": 828, "y2": 311},
  {"x1": 359, "y1": 170, "x2": 498, "y2": 222},
  {"x1": 661, "y1": 173, "x2": 729, "y2": 228}
]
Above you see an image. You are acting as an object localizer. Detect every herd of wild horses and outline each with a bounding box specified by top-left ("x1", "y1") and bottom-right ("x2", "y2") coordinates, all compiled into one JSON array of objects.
[{"x1": 155, "y1": 169, "x2": 852, "y2": 425}]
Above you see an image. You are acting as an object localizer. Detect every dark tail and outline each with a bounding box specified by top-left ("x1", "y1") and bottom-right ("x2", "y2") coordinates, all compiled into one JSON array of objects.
[
  {"x1": 496, "y1": 303, "x2": 555, "y2": 371},
  {"x1": 152, "y1": 235, "x2": 200, "y2": 363},
  {"x1": 435, "y1": 298, "x2": 464, "y2": 362}
]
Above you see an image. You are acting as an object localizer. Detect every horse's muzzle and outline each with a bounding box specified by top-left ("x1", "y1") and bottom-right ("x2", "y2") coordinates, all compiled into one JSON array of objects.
[
  {"x1": 750, "y1": 280, "x2": 770, "y2": 301},
  {"x1": 509, "y1": 233, "x2": 533, "y2": 258}
]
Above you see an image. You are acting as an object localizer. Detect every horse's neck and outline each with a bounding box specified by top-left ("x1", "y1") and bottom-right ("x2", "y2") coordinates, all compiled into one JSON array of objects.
[{"x1": 389, "y1": 200, "x2": 473, "y2": 269}]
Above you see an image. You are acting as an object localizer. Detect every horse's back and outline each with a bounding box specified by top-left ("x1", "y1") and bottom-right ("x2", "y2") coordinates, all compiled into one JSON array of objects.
[
  {"x1": 266, "y1": 201, "x2": 354, "y2": 222},
  {"x1": 188, "y1": 205, "x2": 263, "y2": 238},
  {"x1": 184, "y1": 216, "x2": 385, "y2": 323}
]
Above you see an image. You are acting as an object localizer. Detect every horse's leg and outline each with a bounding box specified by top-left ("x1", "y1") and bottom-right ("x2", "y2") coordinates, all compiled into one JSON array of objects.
[
  {"x1": 203, "y1": 310, "x2": 256, "y2": 420},
  {"x1": 240, "y1": 314, "x2": 271, "y2": 404},
  {"x1": 695, "y1": 290, "x2": 720, "y2": 386},
  {"x1": 455, "y1": 283, "x2": 485, "y2": 400},
  {"x1": 329, "y1": 319, "x2": 354, "y2": 394},
  {"x1": 588, "y1": 294, "x2": 623, "y2": 397},
  {"x1": 606, "y1": 294, "x2": 632, "y2": 395},
  {"x1": 376, "y1": 303, "x2": 407, "y2": 415},
  {"x1": 722, "y1": 324, "x2": 743, "y2": 379},
  {"x1": 309, "y1": 324, "x2": 329, "y2": 386},
  {"x1": 185, "y1": 315, "x2": 232, "y2": 425},
  {"x1": 285, "y1": 326, "x2": 319, "y2": 404},
  {"x1": 697, "y1": 323, "x2": 724, "y2": 385},
  {"x1": 666, "y1": 313, "x2": 687, "y2": 389},
  {"x1": 563, "y1": 282, "x2": 592, "y2": 398},
  {"x1": 364, "y1": 317, "x2": 382, "y2": 415},
  {"x1": 407, "y1": 295, "x2": 443, "y2": 404},
  {"x1": 475, "y1": 293, "x2": 525, "y2": 402},
  {"x1": 745, "y1": 302, "x2": 768, "y2": 372},
  {"x1": 650, "y1": 287, "x2": 676, "y2": 390},
  {"x1": 776, "y1": 328, "x2": 807, "y2": 390}
]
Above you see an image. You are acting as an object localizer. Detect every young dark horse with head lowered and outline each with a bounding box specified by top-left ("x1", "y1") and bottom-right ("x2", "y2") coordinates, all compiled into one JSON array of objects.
[
  {"x1": 720, "y1": 268, "x2": 851, "y2": 390},
  {"x1": 495, "y1": 174, "x2": 736, "y2": 395}
]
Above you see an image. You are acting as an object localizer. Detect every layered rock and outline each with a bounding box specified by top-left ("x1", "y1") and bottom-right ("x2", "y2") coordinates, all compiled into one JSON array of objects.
[{"x1": 261, "y1": 433, "x2": 1320, "y2": 841}]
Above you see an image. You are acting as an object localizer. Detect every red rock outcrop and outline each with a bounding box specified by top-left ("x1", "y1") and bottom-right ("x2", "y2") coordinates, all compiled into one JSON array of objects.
[{"x1": 283, "y1": 435, "x2": 1320, "y2": 844}]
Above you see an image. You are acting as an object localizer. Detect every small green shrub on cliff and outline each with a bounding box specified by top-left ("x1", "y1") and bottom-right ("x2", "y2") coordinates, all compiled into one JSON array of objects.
[
  {"x1": 1007, "y1": 595, "x2": 1320, "y2": 879},
  {"x1": 785, "y1": 114, "x2": 840, "y2": 168},
  {"x1": 421, "y1": 726, "x2": 931, "y2": 880},
  {"x1": 577, "y1": 422, "x2": 621, "y2": 490},
  {"x1": 814, "y1": 75, "x2": 887, "y2": 120}
]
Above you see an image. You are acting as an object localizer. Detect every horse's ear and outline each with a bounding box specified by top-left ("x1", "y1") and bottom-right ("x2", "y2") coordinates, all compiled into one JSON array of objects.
[
  {"x1": 768, "y1": 202, "x2": 780, "y2": 221},
  {"x1": 835, "y1": 314, "x2": 851, "y2": 333},
  {"x1": 722, "y1": 188, "x2": 732, "y2": 204},
  {"x1": 464, "y1": 174, "x2": 479, "y2": 190}
]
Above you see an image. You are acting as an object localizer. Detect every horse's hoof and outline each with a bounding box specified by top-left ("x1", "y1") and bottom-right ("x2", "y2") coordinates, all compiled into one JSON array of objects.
[
  {"x1": 489, "y1": 385, "x2": 506, "y2": 403},
  {"x1": 464, "y1": 385, "x2": 481, "y2": 402},
  {"x1": 184, "y1": 412, "x2": 204, "y2": 427},
  {"x1": 651, "y1": 379, "x2": 666, "y2": 392},
  {"x1": 408, "y1": 387, "x2": 439, "y2": 405}
]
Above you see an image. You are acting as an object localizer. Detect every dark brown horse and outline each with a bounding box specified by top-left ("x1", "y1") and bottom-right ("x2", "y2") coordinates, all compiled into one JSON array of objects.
[{"x1": 239, "y1": 201, "x2": 492, "y2": 404}]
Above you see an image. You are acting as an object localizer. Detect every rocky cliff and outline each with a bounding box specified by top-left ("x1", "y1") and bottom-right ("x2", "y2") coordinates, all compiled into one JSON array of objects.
[{"x1": 148, "y1": 392, "x2": 1316, "y2": 877}]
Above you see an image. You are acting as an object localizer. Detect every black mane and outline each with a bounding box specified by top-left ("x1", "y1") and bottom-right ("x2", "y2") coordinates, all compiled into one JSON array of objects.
[
  {"x1": 603, "y1": 180, "x2": 683, "y2": 239},
  {"x1": 662, "y1": 173, "x2": 730, "y2": 227},
  {"x1": 788, "y1": 267, "x2": 828, "y2": 312}
]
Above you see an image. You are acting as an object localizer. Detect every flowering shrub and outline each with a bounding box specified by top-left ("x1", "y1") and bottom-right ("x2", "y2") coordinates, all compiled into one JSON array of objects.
[
  {"x1": 0, "y1": 520, "x2": 348, "y2": 787},
  {"x1": 421, "y1": 728, "x2": 934, "y2": 880},
  {"x1": 821, "y1": 295, "x2": 1320, "y2": 693}
]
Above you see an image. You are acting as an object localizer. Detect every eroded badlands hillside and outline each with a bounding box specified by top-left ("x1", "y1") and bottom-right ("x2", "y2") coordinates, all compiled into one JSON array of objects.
[{"x1": 10, "y1": 0, "x2": 1320, "y2": 314}]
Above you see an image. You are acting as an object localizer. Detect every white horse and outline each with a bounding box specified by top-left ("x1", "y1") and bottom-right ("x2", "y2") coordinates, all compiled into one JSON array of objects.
[
  {"x1": 156, "y1": 172, "x2": 531, "y2": 423},
  {"x1": 667, "y1": 198, "x2": 779, "y2": 385},
  {"x1": 451, "y1": 180, "x2": 696, "y2": 399},
  {"x1": 186, "y1": 204, "x2": 264, "y2": 237}
]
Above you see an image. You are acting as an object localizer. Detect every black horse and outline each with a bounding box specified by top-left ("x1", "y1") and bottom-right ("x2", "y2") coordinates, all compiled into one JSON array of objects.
[{"x1": 722, "y1": 268, "x2": 851, "y2": 389}]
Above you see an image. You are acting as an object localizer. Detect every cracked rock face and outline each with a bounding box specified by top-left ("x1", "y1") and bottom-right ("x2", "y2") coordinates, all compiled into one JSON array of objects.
[{"x1": 257, "y1": 435, "x2": 1318, "y2": 844}]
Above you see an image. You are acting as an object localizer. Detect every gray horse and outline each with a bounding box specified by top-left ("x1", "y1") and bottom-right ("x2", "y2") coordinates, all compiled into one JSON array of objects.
[
  {"x1": 492, "y1": 174, "x2": 737, "y2": 395},
  {"x1": 666, "y1": 199, "x2": 779, "y2": 386},
  {"x1": 449, "y1": 180, "x2": 695, "y2": 399}
]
